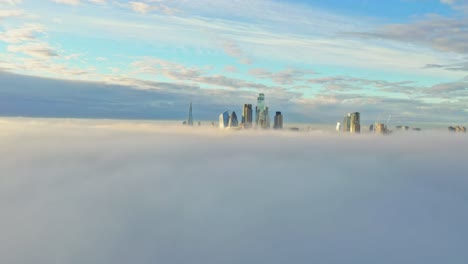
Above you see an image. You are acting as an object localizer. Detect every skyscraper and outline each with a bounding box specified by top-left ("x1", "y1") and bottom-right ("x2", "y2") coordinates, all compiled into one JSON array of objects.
[
  {"x1": 256, "y1": 93, "x2": 270, "y2": 129},
  {"x1": 187, "y1": 101, "x2": 193, "y2": 126},
  {"x1": 342, "y1": 114, "x2": 351, "y2": 132},
  {"x1": 228, "y1": 111, "x2": 239, "y2": 127},
  {"x1": 350, "y1": 112, "x2": 360, "y2": 133},
  {"x1": 274, "y1": 111, "x2": 283, "y2": 129},
  {"x1": 242, "y1": 104, "x2": 253, "y2": 128},
  {"x1": 219, "y1": 111, "x2": 229, "y2": 129},
  {"x1": 256, "y1": 93, "x2": 265, "y2": 126},
  {"x1": 342, "y1": 112, "x2": 360, "y2": 133}
]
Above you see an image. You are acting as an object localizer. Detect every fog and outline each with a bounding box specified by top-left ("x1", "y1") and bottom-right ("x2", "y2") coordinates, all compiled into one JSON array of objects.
[{"x1": 1, "y1": 118, "x2": 468, "y2": 264}]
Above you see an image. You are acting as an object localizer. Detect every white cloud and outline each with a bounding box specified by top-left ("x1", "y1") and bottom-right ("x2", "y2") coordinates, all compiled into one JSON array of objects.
[
  {"x1": 51, "y1": 0, "x2": 81, "y2": 5},
  {"x1": 0, "y1": 24, "x2": 45, "y2": 43},
  {"x1": 0, "y1": 118, "x2": 468, "y2": 264},
  {"x1": 129, "y1": 1, "x2": 150, "y2": 14},
  {"x1": 0, "y1": 0, "x2": 22, "y2": 4},
  {"x1": 128, "y1": 1, "x2": 176, "y2": 15},
  {"x1": 7, "y1": 42, "x2": 58, "y2": 58},
  {"x1": 0, "y1": 9, "x2": 23, "y2": 19}
]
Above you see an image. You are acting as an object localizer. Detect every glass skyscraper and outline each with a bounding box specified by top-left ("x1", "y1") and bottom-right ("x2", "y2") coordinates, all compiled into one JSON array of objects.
[
  {"x1": 256, "y1": 93, "x2": 270, "y2": 129},
  {"x1": 342, "y1": 112, "x2": 360, "y2": 133},
  {"x1": 228, "y1": 111, "x2": 239, "y2": 127},
  {"x1": 219, "y1": 111, "x2": 229, "y2": 129},
  {"x1": 274, "y1": 111, "x2": 283, "y2": 129},
  {"x1": 242, "y1": 104, "x2": 253, "y2": 128}
]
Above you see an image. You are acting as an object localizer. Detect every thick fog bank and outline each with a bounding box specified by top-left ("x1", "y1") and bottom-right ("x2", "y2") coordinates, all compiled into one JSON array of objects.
[{"x1": 1, "y1": 119, "x2": 468, "y2": 264}]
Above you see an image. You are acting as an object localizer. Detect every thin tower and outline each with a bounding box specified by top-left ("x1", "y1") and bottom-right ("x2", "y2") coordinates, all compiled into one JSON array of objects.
[{"x1": 188, "y1": 101, "x2": 193, "y2": 126}]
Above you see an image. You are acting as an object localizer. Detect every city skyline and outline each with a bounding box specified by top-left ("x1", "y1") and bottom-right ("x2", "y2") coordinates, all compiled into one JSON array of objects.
[{"x1": 0, "y1": 1, "x2": 467, "y2": 124}]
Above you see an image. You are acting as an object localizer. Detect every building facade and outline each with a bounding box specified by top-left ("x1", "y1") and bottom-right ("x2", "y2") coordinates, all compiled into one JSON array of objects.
[
  {"x1": 219, "y1": 111, "x2": 229, "y2": 129},
  {"x1": 274, "y1": 111, "x2": 283, "y2": 129},
  {"x1": 256, "y1": 93, "x2": 270, "y2": 129},
  {"x1": 242, "y1": 104, "x2": 253, "y2": 128},
  {"x1": 187, "y1": 102, "x2": 193, "y2": 126},
  {"x1": 228, "y1": 111, "x2": 239, "y2": 127},
  {"x1": 342, "y1": 112, "x2": 360, "y2": 133}
]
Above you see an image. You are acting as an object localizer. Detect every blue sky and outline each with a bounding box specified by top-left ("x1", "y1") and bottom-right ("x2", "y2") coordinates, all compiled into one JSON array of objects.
[{"x1": 0, "y1": 0, "x2": 467, "y2": 124}]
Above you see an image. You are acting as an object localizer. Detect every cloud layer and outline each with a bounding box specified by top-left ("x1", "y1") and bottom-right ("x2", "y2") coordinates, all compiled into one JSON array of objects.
[{"x1": 1, "y1": 118, "x2": 468, "y2": 264}]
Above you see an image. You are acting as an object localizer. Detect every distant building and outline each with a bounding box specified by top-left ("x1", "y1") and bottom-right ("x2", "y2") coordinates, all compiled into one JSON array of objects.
[
  {"x1": 336, "y1": 122, "x2": 341, "y2": 132},
  {"x1": 242, "y1": 104, "x2": 253, "y2": 128},
  {"x1": 450, "y1": 126, "x2": 467, "y2": 133},
  {"x1": 256, "y1": 93, "x2": 270, "y2": 129},
  {"x1": 219, "y1": 111, "x2": 229, "y2": 129},
  {"x1": 187, "y1": 101, "x2": 193, "y2": 126},
  {"x1": 342, "y1": 115, "x2": 351, "y2": 132},
  {"x1": 342, "y1": 112, "x2": 360, "y2": 133},
  {"x1": 228, "y1": 111, "x2": 239, "y2": 127},
  {"x1": 273, "y1": 111, "x2": 283, "y2": 129},
  {"x1": 396, "y1": 126, "x2": 410, "y2": 131},
  {"x1": 374, "y1": 123, "x2": 387, "y2": 134}
]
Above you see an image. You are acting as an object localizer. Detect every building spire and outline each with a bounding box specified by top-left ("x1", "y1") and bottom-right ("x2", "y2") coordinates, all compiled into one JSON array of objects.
[{"x1": 188, "y1": 101, "x2": 193, "y2": 126}]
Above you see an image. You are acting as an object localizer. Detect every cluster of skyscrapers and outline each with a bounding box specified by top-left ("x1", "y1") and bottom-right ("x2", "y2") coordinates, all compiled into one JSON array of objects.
[
  {"x1": 218, "y1": 93, "x2": 283, "y2": 130},
  {"x1": 336, "y1": 112, "x2": 361, "y2": 133},
  {"x1": 448, "y1": 126, "x2": 467, "y2": 133}
]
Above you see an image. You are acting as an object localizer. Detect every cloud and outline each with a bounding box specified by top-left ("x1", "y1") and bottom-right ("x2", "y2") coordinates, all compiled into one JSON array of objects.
[
  {"x1": 0, "y1": 9, "x2": 23, "y2": 19},
  {"x1": 427, "y1": 81, "x2": 468, "y2": 95},
  {"x1": 222, "y1": 41, "x2": 252, "y2": 65},
  {"x1": 51, "y1": 0, "x2": 81, "y2": 5},
  {"x1": 345, "y1": 14, "x2": 468, "y2": 54},
  {"x1": 0, "y1": 0, "x2": 22, "y2": 4},
  {"x1": 0, "y1": 24, "x2": 45, "y2": 43},
  {"x1": 1, "y1": 118, "x2": 468, "y2": 264},
  {"x1": 130, "y1": 58, "x2": 276, "y2": 90},
  {"x1": 129, "y1": 1, "x2": 150, "y2": 13},
  {"x1": 423, "y1": 62, "x2": 468, "y2": 72},
  {"x1": 50, "y1": 0, "x2": 107, "y2": 4},
  {"x1": 7, "y1": 42, "x2": 58, "y2": 58},
  {"x1": 249, "y1": 68, "x2": 315, "y2": 85},
  {"x1": 128, "y1": 0, "x2": 177, "y2": 15}
]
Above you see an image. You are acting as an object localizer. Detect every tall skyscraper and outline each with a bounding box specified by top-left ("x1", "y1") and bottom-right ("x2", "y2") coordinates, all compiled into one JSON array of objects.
[
  {"x1": 342, "y1": 114, "x2": 351, "y2": 132},
  {"x1": 256, "y1": 93, "x2": 270, "y2": 129},
  {"x1": 274, "y1": 111, "x2": 283, "y2": 129},
  {"x1": 219, "y1": 111, "x2": 229, "y2": 129},
  {"x1": 242, "y1": 104, "x2": 253, "y2": 128},
  {"x1": 342, "y1": 112, "x2": 360, "y2": 133},
  {"x1": 228, "y1": 111, "x2": 239, "y2": 127},
  {"x1": 187, "y1": 101, "x2": 193, "y2": 126},
  {"x1": 256, "y1": 93, "x2": 265, "y2": 126},
  {"x1": 350, "y1": 112, "x2": 360, "y2": 133}
]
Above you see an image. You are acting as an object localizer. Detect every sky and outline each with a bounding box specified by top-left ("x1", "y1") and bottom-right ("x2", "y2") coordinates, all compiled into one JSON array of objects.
[
  {"x1": 0, "y1": 0, "x2": 467, "y2": 124},
  {"x1": 1, "y1": 118, "x2": 468, "y2": 264}
]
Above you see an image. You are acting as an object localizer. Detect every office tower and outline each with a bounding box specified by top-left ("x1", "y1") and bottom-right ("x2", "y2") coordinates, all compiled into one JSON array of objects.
[
  {"x1": 342, "y1": 112, "x2": 360, "y2": 133},
  {"x1": 187, "y1": 102, "x2": 193, "y2": 126},
  {"x1": 256, "y1": 93, "x2": 265, "y2": 125},
  {"x1": 342, "y1": 114, "x2": 351, "y2": 132},
  {"x1": 242, "y1": 104, "x2": 253, "y2": 128},
  {"x1": 396, "y1": 126, "x2": 410, "y2": 131},
  {"x1": 219, "y1": 111, "x2": 229, "y2": 129},
  {"x1": 228, "y1": 111, "x2": 239, "y2": 127},
  {"x1": 350, "y1": 112, "x2": 360, "y2": 133},
  {"x1": 265, "y1": 107, "x2": 270, "y2": 128},
  {"x1": 256, "y1": 93, "x2": 270, "y2": 129},
  {"x1": 336, "y1": 122, "x2": 342, "y2": 132},
  {"x1": 274, "y1": 111, "x2": 283, "y2": 129},
  {"x1": 374, "y1": 123, "x2": 386, "y2": 134}
]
